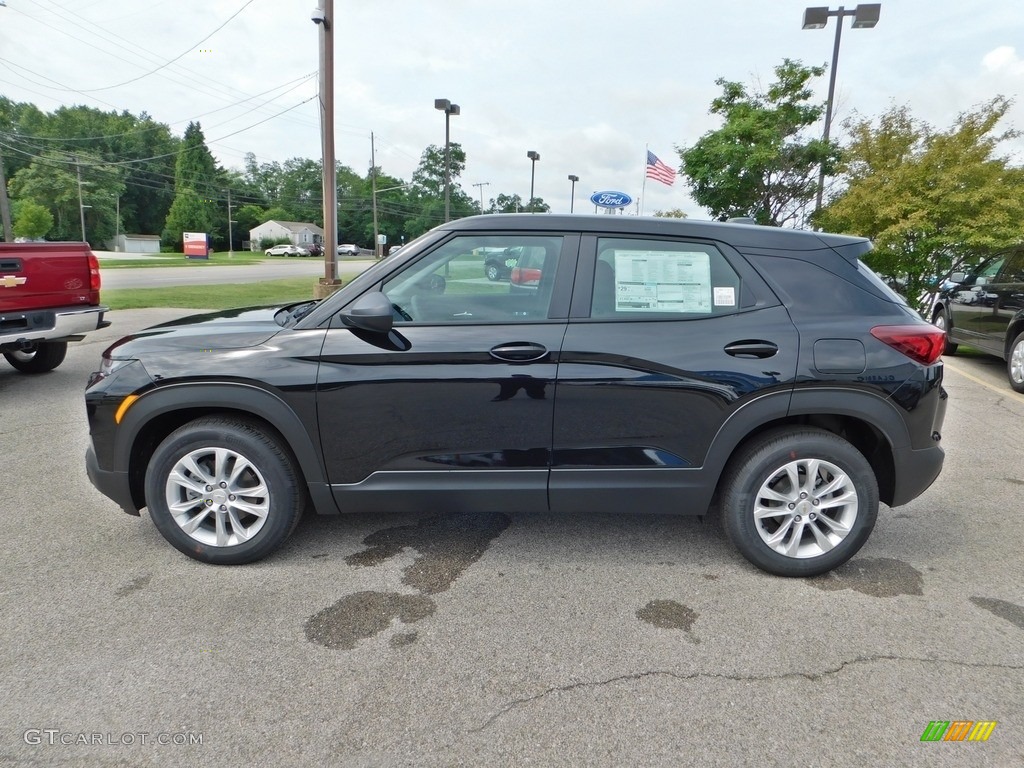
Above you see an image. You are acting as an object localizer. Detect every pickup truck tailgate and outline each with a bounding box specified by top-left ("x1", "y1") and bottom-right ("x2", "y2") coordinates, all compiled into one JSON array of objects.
[{"x1": 0, "y1": 242, "x2": 101, "y2": 312}]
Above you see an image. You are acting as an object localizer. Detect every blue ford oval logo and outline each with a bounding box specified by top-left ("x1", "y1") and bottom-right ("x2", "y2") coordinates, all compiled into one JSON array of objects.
[{"x1": 590, "y1": 191, "x2": 633, "y2": 209}]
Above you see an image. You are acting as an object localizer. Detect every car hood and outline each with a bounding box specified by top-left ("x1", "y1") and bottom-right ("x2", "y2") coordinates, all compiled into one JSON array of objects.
[{"x1": 104, "y1": 306, "x2": 284, "y2": 357}]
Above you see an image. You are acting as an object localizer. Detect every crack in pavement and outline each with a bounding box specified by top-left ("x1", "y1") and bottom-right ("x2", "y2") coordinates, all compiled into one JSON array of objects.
[{"x1": 470, "y1": 654, "x2": 1024, "y2": 732}]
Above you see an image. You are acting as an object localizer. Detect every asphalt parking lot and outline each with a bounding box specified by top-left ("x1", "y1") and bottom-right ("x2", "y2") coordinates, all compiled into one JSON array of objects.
[{"x1": 1, "y1": 309, "x2": 1021, "y2": 767}]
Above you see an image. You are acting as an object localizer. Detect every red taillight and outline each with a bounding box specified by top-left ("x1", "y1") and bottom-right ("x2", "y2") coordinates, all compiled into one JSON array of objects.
[
  {"x1": 88, "y1": 251, "x2": 101, "y2": 292},
  {"x1": 511, "y1": 267, "x2": 542, "y2": 286},
  {"x1": 870, "y1": 325, "x2": 945, "y2": 365}
]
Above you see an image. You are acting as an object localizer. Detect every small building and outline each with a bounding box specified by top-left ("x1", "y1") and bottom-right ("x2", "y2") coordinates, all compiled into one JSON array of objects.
[
  {"x1": 249, "y1": 220, "x2": 324, "y2": 251},
  {"x1": 108, "y1": 234, "x2": 161, "y2": 253}
]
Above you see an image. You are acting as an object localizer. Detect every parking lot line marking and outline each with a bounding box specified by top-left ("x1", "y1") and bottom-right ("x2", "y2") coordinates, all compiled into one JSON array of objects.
[{"x1": 942, "y1": 359, "x2": 1024, "y2": 402}]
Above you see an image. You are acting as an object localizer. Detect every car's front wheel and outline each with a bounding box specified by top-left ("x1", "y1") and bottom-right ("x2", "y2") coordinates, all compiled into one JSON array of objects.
[
  {"x1": 4, "y1": 341, "x2": 68, "y2": 373},
  {"x1": 144, "y1": 417, "x2": 305, "y2": 564},
  {"x1": 720, "y1": 428, "x2": 878, "y2": 577},
  {"x1": 1008, "y1": 332, "x2": 1024, "y2": 393}
]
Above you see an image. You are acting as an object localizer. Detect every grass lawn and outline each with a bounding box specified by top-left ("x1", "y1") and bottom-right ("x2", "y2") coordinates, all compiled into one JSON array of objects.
[
  {"x1": 103, "y1": 278, "x2": 320, "y2": 310},
  {"x1": 100, "y1": 251, "x2": 290, "y2": 269}
]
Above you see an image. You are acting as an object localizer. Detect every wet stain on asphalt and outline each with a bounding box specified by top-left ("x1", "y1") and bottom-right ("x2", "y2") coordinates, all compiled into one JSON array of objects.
[
  {"x1": 1004, "y1": 477, "x2": 1024, "y2": 486},
  {"x1": 970, "y1": 597, "x2": 1024, "y2": 630},
  {"x1": 808, "y1": 557, "x2": 924, "y2": 597},
  {"x1": 114, "y1": 575, "x2": 151, "y2": 598},
  {"x1": 390, "y1": 632, "x2": 419, "y2": 648},
  {"x1": 637, "y1": 600, "x2": 700, "y2": 643},
  {"x1": 305, "y1": 591, "x2": 435, "y2": 650},
  {"x1": 345, "y1": 511, "x2": 512, "y2": 595},
  {"x1": 306, "y1": 512, "x2": 511, "y2": 650}
]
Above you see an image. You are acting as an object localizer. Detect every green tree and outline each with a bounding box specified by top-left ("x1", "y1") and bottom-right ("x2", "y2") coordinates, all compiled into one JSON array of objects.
[
  {"x1": 12, "y1": 199, "x2": 53, "y2": 239},
  {"x1": 819, "y1": 97, "x2": 1024, "y2": 312},
  {"x1": 489, "y1": 193, "x2": 525, "y2": 213},
  {"x1": 678, "y1": 59, "x2": 838, "y2": 226},
  {"x1": 162, "y1": 122, "x2": 219, "y2": 249},
  {"x1": 654, "y1": 208, "x2": 688, "y2": 219}
]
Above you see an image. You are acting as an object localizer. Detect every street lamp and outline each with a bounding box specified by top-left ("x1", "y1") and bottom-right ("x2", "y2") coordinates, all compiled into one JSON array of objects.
[
  {"x1": 567, "y1": 174, "x2": 579, "y2": 213},
  {"x1": 526, "y1": 150, "x2": 540, "y2": 211},
  {"x1": 434, "y1": 98, "x2": 460, "y2": 222},
  {"x1": 803, "y1": 4, "x2": 881, "y2": 213}
]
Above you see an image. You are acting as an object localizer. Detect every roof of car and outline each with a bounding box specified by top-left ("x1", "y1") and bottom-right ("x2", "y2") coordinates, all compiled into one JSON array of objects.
[{"x1": 440, "y1": 214, "x2": 868, "y2": 253}]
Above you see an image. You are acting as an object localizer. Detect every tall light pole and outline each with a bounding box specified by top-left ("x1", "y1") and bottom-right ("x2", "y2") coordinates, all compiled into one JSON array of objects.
[
  {"x1": 313, "y1": 0, "x2": 338, "y2": 292},
  {"x1": 434, "y1": 98, "x2": 460, "y2": 222},
  {"x1": 567, "y1": 174, "x2": 579, "y2": 213},
  {"x1": 526, "y1": 150, "x2": 540, "y2": 211},
  {"x1": 803, "y1": 4, "x2": 881, "y2": 213}
]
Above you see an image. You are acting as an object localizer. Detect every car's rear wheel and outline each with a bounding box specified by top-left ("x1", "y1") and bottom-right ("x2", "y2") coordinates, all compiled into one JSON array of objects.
[
  {"x1": 1008, "y1": 332, "x2": 1024, "y2": 393},
  {"x1": 144, "y1": 417, "x2": 305, "y2": 564},
  {"x1": 720, "y1": 428, "x2": 878, "y2": 577},
  {"x1": 485, "y1": 263, "x2": 501, "y2": 281},
  {"x1": 932, "y1": 308, "x2": 958, "y2": 355},
  {"x1": 3, "y1": 341, "x2": 68, "y2": 373}
]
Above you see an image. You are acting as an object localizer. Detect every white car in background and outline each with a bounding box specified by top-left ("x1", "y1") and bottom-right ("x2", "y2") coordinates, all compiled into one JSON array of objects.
[{"x1": 265, "y1": 244, "x2": 309, "y2": 257}]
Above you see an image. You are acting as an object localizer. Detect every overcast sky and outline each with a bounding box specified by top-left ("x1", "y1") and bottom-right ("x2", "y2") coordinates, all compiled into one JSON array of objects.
[{"x1": 2, "y1": 0, "x2": 1023, "y2": 220}]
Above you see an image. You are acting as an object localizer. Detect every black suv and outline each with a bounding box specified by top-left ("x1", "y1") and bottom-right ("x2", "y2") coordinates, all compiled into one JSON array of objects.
[
  {"x1": 931, "y1": 245, "x2": 1024, "y2": 392},
  {"x1": 85, "y1": 215, "x2": 947, "y2": 577}
]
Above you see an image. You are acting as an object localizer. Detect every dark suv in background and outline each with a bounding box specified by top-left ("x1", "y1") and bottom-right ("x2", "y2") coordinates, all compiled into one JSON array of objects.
[
  {"x1": 85, "y1": 215, "x2": 947, "y2": 577},
  {"x1": 931, "y1": 245, "x2": 1024, "y2": 392}
]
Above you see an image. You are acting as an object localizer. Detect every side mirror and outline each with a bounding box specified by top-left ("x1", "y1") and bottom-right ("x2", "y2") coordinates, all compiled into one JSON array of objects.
[
  {"x1": 340, "y1": 291, "x2": 393, "y2": 333},
  {"x1": 950, "y1": 271, "x2": 966, "y2": 284}
]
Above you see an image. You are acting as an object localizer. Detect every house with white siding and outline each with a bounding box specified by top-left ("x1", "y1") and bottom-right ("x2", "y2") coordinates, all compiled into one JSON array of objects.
[{"x1": 248, "y1": 220, "x2": 324, "y2": 250}]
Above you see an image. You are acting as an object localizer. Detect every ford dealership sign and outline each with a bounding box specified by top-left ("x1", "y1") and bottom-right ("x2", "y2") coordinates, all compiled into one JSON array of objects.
[{"x1": 590, "y1": 190, "x2": 632, "y2": 209}]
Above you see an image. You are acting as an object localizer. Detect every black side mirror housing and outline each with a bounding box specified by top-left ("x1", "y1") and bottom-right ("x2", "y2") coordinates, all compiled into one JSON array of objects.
[{"x1": 340, "y1": 291, "x2": 394, "y2": 333}]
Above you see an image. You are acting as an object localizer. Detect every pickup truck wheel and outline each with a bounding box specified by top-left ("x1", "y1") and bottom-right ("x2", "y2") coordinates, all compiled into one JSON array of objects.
[
  {"x1": 485, "y1": 263, "x2": 501, "y2": 281},
  {"x1": 1008, "y1": 332, "x2": 1024, "y2": 393},
  {"x1": 4, "y1": 340, "x2": 68, "y2": 373},
  {"x1": 932, "y1": 309, "x2": 958, "y2": 355},
  {"x1": 144, "y1": 417, "x2": 305, "y2": 565},
  {"x1": 720, "y1": 428, "x2": 878, "y2": 577}
]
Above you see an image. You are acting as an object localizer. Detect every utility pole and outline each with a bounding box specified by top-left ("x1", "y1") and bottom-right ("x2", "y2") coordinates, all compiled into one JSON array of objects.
[
  {"x1": 371, "y1": 132, "x2": 379, "y2": 259},
  {"x1": 227, "y1": 188, "x2": 234, "y2": 259},
  {"x1": 314, "y1": 0, "x2": 338, "y2": 294},
  {"x1": 0, "y1": 146, "x2": 13, "y2": 242},
  {"x1": 472, "y1": 181, "x2": 490, "y2": 212},
  {"x1": 76, "y1": 159, "x2": 87, "y2": 243}
]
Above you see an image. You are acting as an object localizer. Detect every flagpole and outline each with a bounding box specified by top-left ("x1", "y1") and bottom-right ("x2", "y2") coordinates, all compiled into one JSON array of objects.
[{"x1": 640, "y1": 144, "x2": 649, "y2": 216}]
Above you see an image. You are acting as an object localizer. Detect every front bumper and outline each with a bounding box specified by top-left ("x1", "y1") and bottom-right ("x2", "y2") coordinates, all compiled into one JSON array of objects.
[{"x1": 85, "y1": 445, "x2": 139, "y2": 516}]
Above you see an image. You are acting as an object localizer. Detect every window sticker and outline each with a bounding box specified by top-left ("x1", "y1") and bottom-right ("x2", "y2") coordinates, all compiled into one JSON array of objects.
[
  {"x1": 613, "y1": 251, "x2": 713, "y2": 313},
  {"x1": 713, "y1": 286, "x2": 736, "y2": 306}
]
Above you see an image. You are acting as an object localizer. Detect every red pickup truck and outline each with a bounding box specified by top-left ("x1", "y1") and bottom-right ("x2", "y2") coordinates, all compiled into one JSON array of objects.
[{"x1": 0, "y1": 242, "x2": 110, "y2": 373}]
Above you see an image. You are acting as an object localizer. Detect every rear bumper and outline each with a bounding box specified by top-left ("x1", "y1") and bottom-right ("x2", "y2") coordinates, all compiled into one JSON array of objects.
[
  {"x1": 85, "y1": 445, "x2": 139, "y2": 516},
  {"x1": 0, "y1": 304, "x2": 109, "y2": 348},
  {"x1": 890, "y1": 443, "x2": 944, "y2": 507}
]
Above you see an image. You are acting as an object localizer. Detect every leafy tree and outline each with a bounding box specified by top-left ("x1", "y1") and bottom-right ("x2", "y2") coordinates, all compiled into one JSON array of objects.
[
  {"x1": 488, "y1": 193, "x2": 525, "y2": 213},
  {"x1": 9, "y1": 150, "x2": 124, "y2": 245},
  {"x1": 818, "y1": 97, "x2": 1024, "y2": 312},
  {"x1": 678, "y1": 59, "x2": 838, "y2": 226},
  {"x1": 12, "y1": 199, "x2": 53, "y2": 239},
  {"x1": 162, "y1": 122, "x2": 219, "y2": 249},
  {"x1": 403, "y1": 143, "x2": 475, "y2": 237},
  {"x1": 654, "y1": 208, "x2": 688, "y2": 219}
]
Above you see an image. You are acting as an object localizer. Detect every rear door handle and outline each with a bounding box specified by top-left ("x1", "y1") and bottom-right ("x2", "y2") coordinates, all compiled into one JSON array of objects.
[
  {"x1": 724, "y1": 340, "x2": 779, "y2": 359},
  {"x1": 490, "y1": 342, "x2": 548, "y2": 362}
]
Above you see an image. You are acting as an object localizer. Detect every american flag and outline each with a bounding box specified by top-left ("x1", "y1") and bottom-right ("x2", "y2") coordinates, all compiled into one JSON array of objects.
[{"x1": 646, "y1": 150, "x2": 676, "y2": 186}]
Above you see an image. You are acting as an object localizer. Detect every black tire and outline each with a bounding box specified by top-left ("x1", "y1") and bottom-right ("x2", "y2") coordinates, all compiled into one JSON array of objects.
[
  {"x1": 144, "y1": 417, "x2": 305, "y2": 565},
  {"x1": 720, "y1": 427, "x2": 879, "y2": 577},
  {"x1": 4, "y1": 341, "x2": 68, "y2": 373},
  {"x1": 1007, "y1": 332, "x2": 1024, "y2": 394},
  {"x1": 485, "y1": 263, "x2": 500, "y2": 281},
  {"x1": 932, "y1": 308, "x2": 958, "y2": 356}
]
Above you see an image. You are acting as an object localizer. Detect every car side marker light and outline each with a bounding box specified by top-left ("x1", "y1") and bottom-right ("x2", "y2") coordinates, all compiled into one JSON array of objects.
[{"x1": 115, "y1": 395, "x2": 139, "y2": 424}]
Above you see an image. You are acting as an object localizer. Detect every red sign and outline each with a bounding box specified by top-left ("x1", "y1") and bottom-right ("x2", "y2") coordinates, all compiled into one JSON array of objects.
[{"x1": 183, "y1": 232, "x2": 209, "y2": 259}]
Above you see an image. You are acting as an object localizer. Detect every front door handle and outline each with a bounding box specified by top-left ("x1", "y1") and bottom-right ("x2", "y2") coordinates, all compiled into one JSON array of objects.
[
  {"x1": 724, "y1": 340, "x2": 779, "y2": 359},
  {"x1": 490, "y1": 342, "x2": 548, "y2": 362}
]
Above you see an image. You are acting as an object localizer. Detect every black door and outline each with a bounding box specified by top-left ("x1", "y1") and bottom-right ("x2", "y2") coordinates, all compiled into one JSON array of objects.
[
  {"x1": 316, "y1": 232, "x2": 578, "y2": 514},
  {"x1": 550, "y1": 235, "x2": 798, "y2": 515}
]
